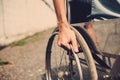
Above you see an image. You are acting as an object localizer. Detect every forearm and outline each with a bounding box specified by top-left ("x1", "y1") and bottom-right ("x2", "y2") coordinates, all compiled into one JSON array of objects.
[
  {"x1": 53, "y1": 0, "x2": 67, "y2": 23},
  {"x1": 53, "y1": 0, "x2": 78, "y2": 52}
]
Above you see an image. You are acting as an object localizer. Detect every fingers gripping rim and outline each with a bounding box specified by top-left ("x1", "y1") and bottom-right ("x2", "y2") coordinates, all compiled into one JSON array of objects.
[{"x1": 70, "y1": 26, "x2": 98, "y2": 80}]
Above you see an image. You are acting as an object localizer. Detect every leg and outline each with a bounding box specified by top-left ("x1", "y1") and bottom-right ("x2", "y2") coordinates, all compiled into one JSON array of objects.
[{"x1": 84, "y1": 22, "x2": 99, "y2": 46}]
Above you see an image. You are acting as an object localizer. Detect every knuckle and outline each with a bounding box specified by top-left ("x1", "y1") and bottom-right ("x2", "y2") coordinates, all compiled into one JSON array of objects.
[{"x1": 57, "y1": 41, "x2": 61, "y2": 46}]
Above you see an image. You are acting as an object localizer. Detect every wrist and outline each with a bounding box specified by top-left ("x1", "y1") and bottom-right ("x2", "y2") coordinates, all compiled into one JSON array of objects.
[
  {"x1": 57, "y1": 19, "x2": 68, "y2": 24},
  {"x1": 58, "y1": 21, "x2": 70, "y2": 28}
]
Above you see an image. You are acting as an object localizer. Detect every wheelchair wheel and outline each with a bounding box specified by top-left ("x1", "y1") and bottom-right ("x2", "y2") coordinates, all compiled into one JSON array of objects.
[{"x1": 46, "y1": 26, "x2": 98, "y2": 80}]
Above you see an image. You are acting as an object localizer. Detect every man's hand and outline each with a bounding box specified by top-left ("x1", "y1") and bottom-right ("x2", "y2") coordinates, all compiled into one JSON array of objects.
[{"x1": 57, "y1": 22, "x2": 78, "y2": 52}]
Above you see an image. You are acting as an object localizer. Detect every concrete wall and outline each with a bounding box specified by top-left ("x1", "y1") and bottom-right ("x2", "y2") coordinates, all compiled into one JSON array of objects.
[{"x1": 0, "y1": 0, "x2": 57, "y2": 45}]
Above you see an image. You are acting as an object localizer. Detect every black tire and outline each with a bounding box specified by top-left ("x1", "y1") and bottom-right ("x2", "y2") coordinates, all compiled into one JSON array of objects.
[{"x1": 45, "y1": 26, "x2": 98, "y2": 80}]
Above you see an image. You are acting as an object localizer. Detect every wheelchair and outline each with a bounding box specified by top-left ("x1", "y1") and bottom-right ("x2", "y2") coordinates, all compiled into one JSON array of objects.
[{"x1": 45, "y1": 0, "x2": 120, "y2": 80}]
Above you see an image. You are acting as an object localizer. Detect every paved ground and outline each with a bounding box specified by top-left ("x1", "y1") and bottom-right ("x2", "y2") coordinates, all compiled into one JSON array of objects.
[
  {"x1": 0, "y1": 28, "x2": 54, "y2": 80},
  {"x1": 0, "y1": 19, "x2": 120, "y2": 80}
]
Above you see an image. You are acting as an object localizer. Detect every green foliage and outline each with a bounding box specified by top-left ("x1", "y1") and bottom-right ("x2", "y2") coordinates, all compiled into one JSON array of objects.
[
  {"x1": 10, "y1": 32, "x2": 43, "y2": 47},
  {"x1": 10, "y1": 27, "x2": 54, "y2": 47},
  {"x1": 11, "y1": 40, "x2": 27, "y2": 46}
]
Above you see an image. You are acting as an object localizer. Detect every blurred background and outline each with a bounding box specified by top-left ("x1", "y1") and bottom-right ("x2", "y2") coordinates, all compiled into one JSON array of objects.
[
  {"x1": 0, "y1": 0, "x2": 56, "y2": 45},
  {"x1": 0, "y1": 0, "x2": 120, "y2": 46}
]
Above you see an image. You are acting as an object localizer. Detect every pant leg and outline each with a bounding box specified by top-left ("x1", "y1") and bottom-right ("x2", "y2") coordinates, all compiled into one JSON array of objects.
[{"x1": 68, "y1": 0, "x2": 92, "y2": 23}]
